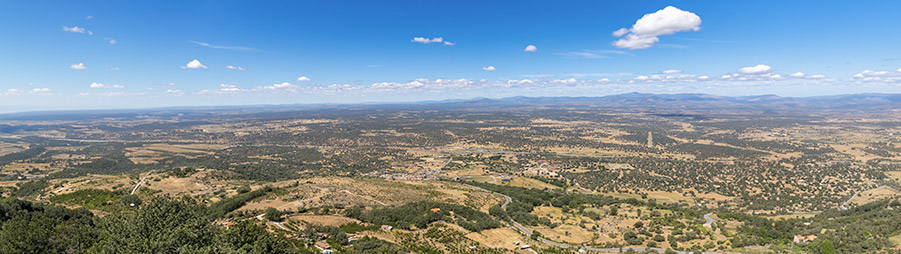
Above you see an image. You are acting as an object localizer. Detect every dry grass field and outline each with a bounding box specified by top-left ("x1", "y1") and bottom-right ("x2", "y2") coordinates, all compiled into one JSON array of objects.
[
  {"x1": 237, "y1": 177, "x2": 503, "y2": 213},
  {"x1": 465, "y1": 227, "x2": 524, "y2": 250},
  {"x1": 0, "y1": 142, "x2": 26, "y2": 156},
  {"x1": 849, "y1": 186, "x2": 901, "y2": 205},
  {"x1": 534, "y1": 224, "x2": 594, "y2": 244},
  {"x1": 125, "y1": 143, "x2": 230, "y2": 164},
  {"x1": 290, "y1": 214, "x2": 360, "y2": 227}
]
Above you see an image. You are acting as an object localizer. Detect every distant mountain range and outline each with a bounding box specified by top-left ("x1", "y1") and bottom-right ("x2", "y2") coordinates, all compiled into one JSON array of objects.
[{"x1": 1, "y1": 93, "x2": 898, "y2": 120}]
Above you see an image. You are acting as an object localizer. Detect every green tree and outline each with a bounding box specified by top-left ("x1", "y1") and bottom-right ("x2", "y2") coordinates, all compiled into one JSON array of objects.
[
  {"x1": 531, "y1": 231, "x2": 542, "y2": 240},
  {"x1": 90, "y1": 196, "x2": 217, "y2": 253},
  {"x1": 213, "y1": 220, "x2": 295, "y2": 253},
  {"x1": 264, "y1": 207, "x2": 283, "y2": 222},
  {"x1": 121, "y1": 194, "x2": 142, "y2": 207},
  {"x1": 821, "y1": 239, "x2": 835, "y2": 254}
]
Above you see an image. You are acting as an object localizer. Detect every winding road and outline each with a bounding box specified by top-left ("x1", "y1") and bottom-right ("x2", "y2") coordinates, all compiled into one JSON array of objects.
[
  {"x1": 461, "y1": 183, "x2": 721, "y2": 254},
  {"x1": 130, "y1": 172, "x2": 152, "y2": 195},
  {"x1": 703, "y1": 213, "x2": 716, "y2": 227}
]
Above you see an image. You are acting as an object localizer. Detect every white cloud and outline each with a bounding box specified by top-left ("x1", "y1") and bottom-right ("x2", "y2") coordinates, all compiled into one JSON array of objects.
[
  {"x1": 852, "y1": 69, "x2": 901, "y2": 83},
  {"x1": 163, "y1": 82, "x2": 176, "y2": 86},
  {"x1": 85, "y1": 15, "x2": 93, "y2": 20},
  {"x1": 737, "y1": 64, "x2": 772, "y2": 75},
  {"x1": 807, "y1": 74, "x2": 827, "y2": 79},
  {"x1": 612, "y1": 6, "x2": 701, "y2": 49},
  {"x1": 107, "y1": 38, "x2": 117, "y2": 45},
  {"x1": 69, "y1": 63, "x2": 88, "y2": 70},
  {"x1": 661, "y1": 69, "x2": 682, "y2": 74},
  {"x1": 524, "y1": 45, "x2": 538, "y2": 52},
  {"x1": 897, "y1": 68, "x2": 901, "y2": 73},
  {"x1": 256, "y1": 82, "x2": 299, "y2": 92},
  {"x1": 31, "y1": 88, "x2": 51, "y2": 93},
  {"x1": 789, "y1": 72, "x2": 805, "y2": 78},
  {"x1": 411, "y1": 37, "x2": 444, "y2": 44},
  {"x1": 225, "y1": 65, "x2": 245, "y2": 71},
  {"x1": 89, "y1": 82, "x2": 125, "y2": 89},
  {"x1": 62, "y1": 26, "x2": 85, "y2": 33},
  {"x1": 165, "y1": 89, "x2": 183, "y2": 96},
  {"x1": 483, "y1": 66, "x2": 497, "y2": 71},
  {"x1": 181, "y1": 59, "x2": 208, "y2": 69},
  {"x1": 443, "y1": 41, "x2": 455, "y2": 46},
  {"x1": 296, "y1": 76, "x2": 311, "y2": 82},
  {"x1": 197, "y1": 84, "x2": 247, "y2": 95}
]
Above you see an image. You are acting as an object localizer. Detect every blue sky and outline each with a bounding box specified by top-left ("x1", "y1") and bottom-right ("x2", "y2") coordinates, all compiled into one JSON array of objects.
[{"x1": 1, "y1": 1, "x2": 900, "y2": 112}]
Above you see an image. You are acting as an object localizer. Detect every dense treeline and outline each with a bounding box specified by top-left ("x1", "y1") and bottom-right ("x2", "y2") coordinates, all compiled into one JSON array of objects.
[
  {"x1": 804, "y1": 199, "x2": 901, "y2": 253},
  {"x1": 0, "y1": 197, "x2": 297, "y2": 254},
  {"x1": 0, "y1": 197, "x2": 97, "y2": 253},
  {"x1": 716, "y1": 212, "x2": 798, "y2": 247},
  {"x1": 719, "y1": 198, "x2": 901, "y2": 253},
  {"x1": 208, "y1": 185, "x2": 275, "y2": 218},
  {"x1": 11, "y1": 179, "x2": 48, "y2": 197},
  {"x1": 0, "y1": 145, "x2": 45, "y2": 166}
]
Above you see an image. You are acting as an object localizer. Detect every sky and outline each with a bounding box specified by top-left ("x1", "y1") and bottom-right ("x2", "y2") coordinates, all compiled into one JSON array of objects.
[{"x1": 1, "y1": 1, "x2": 901, "y2": 113}]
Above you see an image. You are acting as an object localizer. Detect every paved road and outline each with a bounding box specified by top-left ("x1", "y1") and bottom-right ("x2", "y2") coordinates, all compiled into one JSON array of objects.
[
  {"x1": 841, "y1": 185, "x2": 894, "y2": 210},
  {"x1": 461, "y1": 183, "x2": 721, "y2": 254},
  {"x1": 256, "y1": 213, "x2": 291, "y2": 231},
  {"x1": 703, "y1": 213, "x2": 716, "y2": 227}
]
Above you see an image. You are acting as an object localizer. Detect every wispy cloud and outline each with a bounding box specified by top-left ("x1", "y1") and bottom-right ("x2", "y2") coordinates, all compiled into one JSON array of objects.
[
  {"x1": 165, "y1": 89, "x2": 184, "y2": 96},
  {"x1": 412, "y1": 37, "x2": 443, "y2": 44},
  {"x1": 89, "y1": 82, "x2": 125, "y2": 89},
  {"x1": 62, "y1": 26, "x2": 86, "y2": 33},
  {"x1": 225, "y1": 65, "x2": 246, "y2": 71},
  {"x1": 555, "y1": 50, "x2": 630, "y2": 59},
  {"x1": 254, "y1": 82, "x2": 300, "y2": 93},
  {"x1": 1, "y1": 89, "x2": 23, "y2": 96},
  {"x1": 523, "y1": 72, "x2": 633, "y2": 78},
  {"x1": 661, "y1": 69, "x2": 683, "y2": 74},
  {"x1": 197, "y1": 84, "x2": 247, "y2": 95},
  {"x1": 188, "y1": 41, "x2": 257, "y2": 51},
  {"x1": 412, "y1": 37, "x2": 454, "y2": 45}
]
